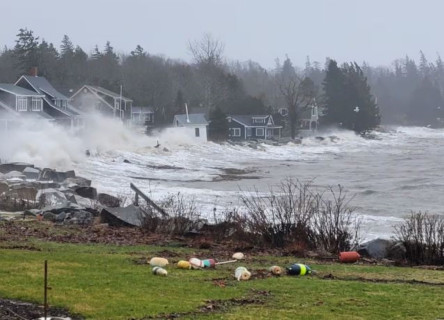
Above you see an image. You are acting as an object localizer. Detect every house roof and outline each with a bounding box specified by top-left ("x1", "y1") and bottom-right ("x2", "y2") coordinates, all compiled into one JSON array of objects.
[
  {"x1": 75, "y1": 85, "x2": 132, "y2": 102},
  {"x1": 0, "y1": 83, "x2": 45, "y2": 97},
  {"x1": 228, "y1": 115, "x2": 282, "y2": 128},
  {"x1": 18, "y1": 76, "x2": 68, "y2": 100},
  {"x1": 132, "y1": 106, "x2": 154, "y2": 113},
  {"x1": 174, "y1": 113, "x2": 208, "y2": 126}
]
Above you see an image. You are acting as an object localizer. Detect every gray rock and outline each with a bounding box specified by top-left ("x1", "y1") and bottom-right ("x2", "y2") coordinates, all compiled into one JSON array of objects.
[
  {"x1": 100, "y1": 205, "x2": 143, "y2": 227},
  {"x1": 55, "y1": 211, "x2": 66, "y2": 222},
  {"x1": 64, "y1": 210, "x2": 93, "y2": 225},
  {"x1": 0, "y1": 162, "x2": 34, "y2": 174},
  {"x1": 23, "y1": 167, "x2": 40, "y2": 180},
  {"x1": 6, "y1": 186, "x2": 38, "y2": 201},
  {"x1": 4, "y1": 171, "x2": 26, "y2": 180},
  {"x1": 357, "y1": 238, "x2": 395, "y2": 259},
  {"x1": 37, "y1": 188, "x2": 68, "y2": 206},
  {"x1": 62, "y1": 176, "x2": 91, "y2": 188},
  {"x1": 39, "y1": 168, "x2": 76, "y2": 182},
  {"x1": 43, "y1": 211, "x2": 57, "y2": 222},
  {"x1": 75, "y1": 186, "x2": 97, "y2": 200},
  {"x1": 97, "y1": 193, "x2": 120, "y2": 208},
  {"x1": 24, "y1": 209, "x2": 42, "y2": 217}
]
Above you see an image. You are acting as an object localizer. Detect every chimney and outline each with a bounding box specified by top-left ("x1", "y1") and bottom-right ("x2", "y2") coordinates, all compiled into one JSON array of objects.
[{"x1": 29, "y1": 67, "x2": 38, "y2": 77}]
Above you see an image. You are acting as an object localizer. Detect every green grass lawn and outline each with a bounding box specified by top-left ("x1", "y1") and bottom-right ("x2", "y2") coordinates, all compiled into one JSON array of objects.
[{"x1": 1, "y1": 239, "x2": 443, "y2": 319}]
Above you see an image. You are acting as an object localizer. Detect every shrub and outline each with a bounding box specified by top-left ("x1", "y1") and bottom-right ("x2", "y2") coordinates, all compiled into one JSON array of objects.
[{"x1": 395, "y1": 211, "x2": 444, "y2": 265}]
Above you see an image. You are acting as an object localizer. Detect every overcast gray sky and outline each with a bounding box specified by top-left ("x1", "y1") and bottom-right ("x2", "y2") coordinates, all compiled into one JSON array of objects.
[{"x1": 2, "y1": 0, "x2": 443, "y2": 69}]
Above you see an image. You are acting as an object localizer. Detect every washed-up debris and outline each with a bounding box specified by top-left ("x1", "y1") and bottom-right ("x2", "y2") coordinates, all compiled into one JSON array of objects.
[
  {"x1": 235, "y1": 267, "x2": 251, "y2": 281},
  {"x1": 177, "y1": 260, "x2": 191, "y2": 269},
  {"x1": 232, "y1": 252, "x2": 245, "y2": 260},
  {"x1": 149, "y1": 257, "x2": 169, "y2": 267},
  {"x1": 100, "y1": 205, "x2": 143, "y2": 227},
  {"x1": 339, "y1": 251, "x2": 361, "y2": 263},
  {"x1": 152, "y1": 266, "x2": 168, "y2": 276},
  {"x1": 287, "y1": 263, "x2": 312, "y2": 276},
  {"x1": 189, "y1": 257, "x2": 238, "y2": 269},
  {"x1": 268, "y1": 265, "x2": 283, "y2": 276}
]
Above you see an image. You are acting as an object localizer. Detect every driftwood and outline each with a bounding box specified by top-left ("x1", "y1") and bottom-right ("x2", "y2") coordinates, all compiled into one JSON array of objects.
[{"x1": 130, "y1": 183, "x2": 169, "y2": 218}]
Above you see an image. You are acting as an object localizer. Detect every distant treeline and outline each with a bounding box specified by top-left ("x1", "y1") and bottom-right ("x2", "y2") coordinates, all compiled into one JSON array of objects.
[{"x1": 0, "y1": 28, "x2": 442, "y2": 130}]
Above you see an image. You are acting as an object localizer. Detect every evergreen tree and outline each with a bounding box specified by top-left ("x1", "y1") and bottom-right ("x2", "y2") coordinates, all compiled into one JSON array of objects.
[
  {"x1": 208, "y1": 106, "x2": 228, "y2": 141},
  {"x1": 323, "y1": 60, "x2": 380, "y2": 132},
  {"x1": 60, "y1": 35, "x2": 74, "y2": 57},
  {"x1": 13, "y1": 28, "x2": 40, "y2": 74},
  {"x1": 36, "y1": 40, "x2": 59, "y2": 80}
]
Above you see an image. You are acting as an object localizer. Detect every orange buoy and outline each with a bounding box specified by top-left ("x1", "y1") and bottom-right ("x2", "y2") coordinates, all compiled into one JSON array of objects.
[{"x1": 339, "y1": 251, "x2": 360, "y2": 263}]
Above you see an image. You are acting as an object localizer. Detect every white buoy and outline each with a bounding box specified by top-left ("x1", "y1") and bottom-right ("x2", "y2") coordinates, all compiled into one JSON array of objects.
[
  {"x1": 234, "y1": 266, "x2": 251, "y2": 281},
  {"x1": 149, "y1": 257, "x2": 169, "y2": 267},
  {"x1": 232, "y1": 252, "x2": 245, "y2": 260}
]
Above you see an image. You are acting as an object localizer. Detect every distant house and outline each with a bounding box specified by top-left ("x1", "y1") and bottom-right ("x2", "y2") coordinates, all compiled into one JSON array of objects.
[
  {"x1": 227, "y1": 115, "x2": 282, "y2": 140},
  {"x1": 173, "y1": 113, "x2": 208, "y2": 141},
  {"x1": 0, "y1": 83, "x2": 54, "y2": 130},
  {"x1": 298, "y1": 105, "x2": 319, "y2": 132},
  {"x1": 70, "y1": 85, "x2": 132, "y2": 121},
  {"x1": 15, "y1": 74, "x2": 83, "y2": 127},
  {"x1": 131, "y1": 106, "x2": 154, "y2": 126}
]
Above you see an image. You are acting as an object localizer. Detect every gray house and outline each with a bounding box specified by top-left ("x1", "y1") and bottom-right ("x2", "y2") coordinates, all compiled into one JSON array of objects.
[
  {"x1": 15, "y1": 75, "x2": 83, "y2": 127},
  {"x1": 131, "y1": 106, "x2": 154, "y2": 126},
  {"x1": 0, "y1": 83, "x2": 54, "y2": 130},
  {"x1": 70, "y1": 85, "x2": 132, "y2": 121},
  {"x1": 227, "y1": 115, "x2": 282, "y2": 140}
]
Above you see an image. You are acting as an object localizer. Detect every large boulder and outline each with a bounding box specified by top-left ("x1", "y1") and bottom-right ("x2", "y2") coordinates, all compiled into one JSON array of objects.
[
  {"x1": 4, "y1": 171, "x2": 26, "y2": 180},
  {"x1": 0, "y1": 162, "x2": 34, "y2": 174},
  {"x1": 75, "y1": 186, "x2": 97, "y2": 200},
  {"x1": 6, "y1": 186, "x2": 38, "y2": 201},
  {"x1": 39, "y1": 168, "x2": 75, "y2": 182},
  {"x1": 97, "y1": 193, "x2": 120, "y2": 208},
  {"x1": 37, "y1": 188, "x2": 68, "y2": 206},
  {"x1": 357, "y1": 238, "x2": 406, "y2": 260},
  {"x1": 23, "y1": 167, "x2": 40, "y2": 180}
]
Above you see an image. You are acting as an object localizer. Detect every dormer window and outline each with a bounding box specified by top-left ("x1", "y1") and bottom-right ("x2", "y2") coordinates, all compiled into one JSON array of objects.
[
  {"x1": 61, "y1": 100, "x2": 67, "y2": 109},
  {"x1": 17, "y1": 96, "x2": 27, "y2": 111},
  {"x1": 252, "y1": 117, "x2": 265, "y2": 124}
]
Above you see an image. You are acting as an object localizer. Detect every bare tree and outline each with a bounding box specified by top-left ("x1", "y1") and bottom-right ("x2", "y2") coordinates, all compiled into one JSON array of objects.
[
  {"x1": 188, "y1": 33, "x2": 225, "y2": 66},
  {"x1": 277, "y1": 57, "x2": 316, "y2": 139}
]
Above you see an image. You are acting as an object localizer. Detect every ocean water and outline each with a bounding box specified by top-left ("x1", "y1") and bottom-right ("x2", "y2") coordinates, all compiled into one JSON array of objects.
[{"x1": 1, "y1": 117, "x2": 443, "y2": 240}]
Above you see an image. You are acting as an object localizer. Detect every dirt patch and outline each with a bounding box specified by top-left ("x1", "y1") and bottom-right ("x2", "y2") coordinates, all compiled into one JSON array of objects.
[
  {"x1": 141, "y1": 289, "x2": 271, "y2": 319},
  {"x1": 321, "y1": 273, "x2": 444, "y2": 286},
  {"x1": 0, "y1": 298, "x2": 83, "y2": 320}
]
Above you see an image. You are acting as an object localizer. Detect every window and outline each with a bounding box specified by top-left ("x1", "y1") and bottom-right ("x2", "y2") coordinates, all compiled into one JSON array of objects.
[
  {"x1": 231, "y1": 128, "x2": 241, "y2": 137},
  {"x1": 31, "y1": 97, "x2": 42, "y2": 111},
  {"x1": 256, "y1": 128, "x2": 264, "y2": 136},
  {"x1": 246, "y1": 128, "x2": 252, "y2": 137},
  {"x1": 115, "y1": 100, "x2": 120, "y2": 110},
  {"x1": 61, "y1": 100, "x2": 67, "y2": 109},
  {"x1": 253, "y1": 117, "x2": 265, "y2": 124},
  {"x1": 195, "y1": 128, "x2": 200, "y2": 137},
  {"x1": 17, "y1": 97, "x2": 27, "y2": 111}
]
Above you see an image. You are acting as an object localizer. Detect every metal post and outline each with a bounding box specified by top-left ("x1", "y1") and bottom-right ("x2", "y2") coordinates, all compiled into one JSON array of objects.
[{"x1": 44, "y1": 260, "x2": 48, "y2": 319}]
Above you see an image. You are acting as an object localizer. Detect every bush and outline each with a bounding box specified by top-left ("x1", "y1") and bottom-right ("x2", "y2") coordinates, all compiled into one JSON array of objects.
[
  {"x1": 395, "y1": 211, "x2": 444, "y2": 265},
  {"x1": 240, "y1": 179, "x2": 360, "y2": 253}
]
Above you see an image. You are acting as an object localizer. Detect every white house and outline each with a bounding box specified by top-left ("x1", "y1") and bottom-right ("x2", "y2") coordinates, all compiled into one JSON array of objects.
[{"x1": 173, "y1": 113, "x2": 208, "y2": 142}]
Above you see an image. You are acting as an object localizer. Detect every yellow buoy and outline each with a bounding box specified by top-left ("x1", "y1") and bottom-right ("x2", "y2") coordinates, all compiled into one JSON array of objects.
[{"x1": 177, "y1": 260, "x2": 191, "y2": 269}]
